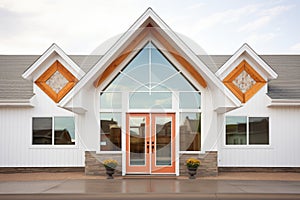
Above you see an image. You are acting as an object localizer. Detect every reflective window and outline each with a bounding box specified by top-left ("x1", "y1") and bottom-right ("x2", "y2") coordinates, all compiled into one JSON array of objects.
[
  {"x1": 129, "y1": 92, "x2": 172, "y2": 109},
  {"x1": 32, "y1": 117, "x2": 52, "y2": 145},
  {"x1": 249, "y1": 117, "x2": 269, "y2": 145},
  {"x1": 54, "y1": 117, "x2": 75, "y2": 145},
  {"x1": 226, "y1": 116, "x2": 247, "y2": 145},
  {"x1": 129, "y1": 116, "x2": 146, "y2": 165},
  {"x1": 180, "y1": 113, "x2": 201, "y2": 151},
  {"x1": 104, "y1": 42, "x2": 199, "y2": 93},
  {"x1": 100, "y1": 92, "x2": 122, "y2": 109},
  {"x1": 226, "y1": 116, "x2": 269, "y2": 145},
  {"x1": 32, "y1": 117, "x2": 75, "y2": 145},
  {"x1": 179, "y1": 92, "x2": 201, "y2": 109},
  {"x1": 100, "y1": 113, "x2": 122, "y2": 151}
]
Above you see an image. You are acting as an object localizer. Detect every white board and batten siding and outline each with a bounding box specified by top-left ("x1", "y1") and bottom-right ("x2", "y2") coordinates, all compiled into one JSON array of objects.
[
  {"x1": 0, "y1": 86, "x2": 85, "y2": 167},
  {"x1": 218, "y1": 85, "x2": 300, "y2": 167}
]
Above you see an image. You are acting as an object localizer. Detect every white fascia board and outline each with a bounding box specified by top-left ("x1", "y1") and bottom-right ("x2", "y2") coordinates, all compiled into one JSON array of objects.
[
  {"x1": 22, "y1": 43, "x2": 85, "y2": 80},
  {"x1": 59, "y1": 9, "x2": 156, "y2": 107},
  {"x1": 157, "y1": 20, "x2": 241, "y2": 107},
  {"x1": 59, "y1": 8, "x2": 240, "y2": 108},
  {"x1": 216, "y1": 43, "x2": 278, "y2": 80}
]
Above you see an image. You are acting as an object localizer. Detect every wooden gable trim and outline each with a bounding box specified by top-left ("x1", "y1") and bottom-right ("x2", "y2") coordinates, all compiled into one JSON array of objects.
[
  {"x1": 93, "y1": 26, "x2": 207, "y2": 88},
  {"x1": 223, "y1": 60, "x2": 266, "y2": 103},
  {"x1": 35, "y1": 60, "x2": 78, "y2": 103}
]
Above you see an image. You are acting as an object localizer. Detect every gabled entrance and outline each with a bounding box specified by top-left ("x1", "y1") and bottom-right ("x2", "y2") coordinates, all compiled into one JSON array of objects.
[{"x1": 126, "y1": 113, "x2": 175, "y2": 174}]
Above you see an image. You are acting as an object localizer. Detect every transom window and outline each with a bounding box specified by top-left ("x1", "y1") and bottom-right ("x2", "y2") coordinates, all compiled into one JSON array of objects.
[{"x1": 100, "y1": 41, "x2": 201, "y2": 152}]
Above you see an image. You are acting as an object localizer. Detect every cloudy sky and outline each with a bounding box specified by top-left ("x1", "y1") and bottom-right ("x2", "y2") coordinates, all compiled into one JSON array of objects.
[{"x1": 0, "y1": 0, "x2": 299, "y2": 55}]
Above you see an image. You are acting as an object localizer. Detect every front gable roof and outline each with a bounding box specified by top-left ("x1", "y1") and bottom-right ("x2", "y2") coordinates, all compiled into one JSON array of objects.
[
  {"x1": 216, "y1": 43, "x2": 278, "y2": 80},
  {"x1": 22, "y1": 43, "x2": 85, "y2": 81},
  {"x1": 59, "y1": 8, "x2": 241, "y2": 109}
]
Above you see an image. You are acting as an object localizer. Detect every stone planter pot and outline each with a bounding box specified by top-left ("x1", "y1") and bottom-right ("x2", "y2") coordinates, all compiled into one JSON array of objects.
[
  {"x1": 187, "y1": 167, "x2": 198, "y2": 179},
  {"x1": 105, "y1": 167, "x2": 115, "y2": 179}
]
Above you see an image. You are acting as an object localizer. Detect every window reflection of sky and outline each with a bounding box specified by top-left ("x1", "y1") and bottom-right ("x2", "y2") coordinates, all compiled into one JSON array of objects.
[{"x1": 104, "y1": 42, "x2": 198, "y2": 92}]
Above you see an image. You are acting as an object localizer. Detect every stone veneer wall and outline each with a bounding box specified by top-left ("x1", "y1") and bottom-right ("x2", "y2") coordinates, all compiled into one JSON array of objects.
[
  {"x1": 85, "y1": 151, "x2": 217, "y2": 176},
  {"x1": 179, "y1": 151, "x2": 218, "y2": 177},
  {"x1": 85, "y1": 151, "x2": 122, "y2": 176}
]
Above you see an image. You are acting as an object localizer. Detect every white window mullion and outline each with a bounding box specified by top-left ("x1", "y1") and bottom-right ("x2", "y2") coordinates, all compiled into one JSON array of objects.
[
  {"x1": 246, "y1": 116, "x2": 249, "y2": 145},
  {"x1": 52, "y1": 116, "x2": 55, "y2": 145}
]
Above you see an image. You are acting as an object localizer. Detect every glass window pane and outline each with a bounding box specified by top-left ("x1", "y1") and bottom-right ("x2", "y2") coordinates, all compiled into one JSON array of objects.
[
  {"x1": 180, "y1": 113, "x2": 201, "y2": 151},
  {"x1": 155, "y1": 116, "x2": 172, "y2": 165},
  {"x1": 179, "y1": 92, "x2": 201, "y2": 109},
  {"x1": 151, "y1": 46, "x2": 178, "y2": 84},
  {"x1": 249, "y1": 117, "x2": 269, "y2": 145},
  {"x1": 226, "y1": 116, "x2": 247, "y2": 145},
  {"x1": 54, "y1": 117, "x2": 75, "y2": 145},
  {"x1": 129, "y1": 92, "x2": 172, "y2": 109},
  {"x1": 129, "y1": 116, "x2": 146, "y2": 165},
  {"x1": 32, "y1": 117, "x2": 52, "y2": 145},
  {"x1": 100, "y1": 113, "x2": 122, "y2": 151},
  {"x1": 100, "y1": 92, "x2": 122, "y2": 109}
]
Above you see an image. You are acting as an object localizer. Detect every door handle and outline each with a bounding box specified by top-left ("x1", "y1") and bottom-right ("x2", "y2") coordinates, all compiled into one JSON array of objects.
[
  {"x1": 151, "y1": 142, "x2": 155, "y2": 153},
  {"x1": 146, "y1": 141, "x2": 150, "y2": 154}
]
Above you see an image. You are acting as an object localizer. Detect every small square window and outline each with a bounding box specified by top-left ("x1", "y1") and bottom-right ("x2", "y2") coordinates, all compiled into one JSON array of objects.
[
  {"x1": 226, "y1": 116, "x2": 247, "y2": 145},
  {"x1": 249, "y1": 117, "x2": 269, "y2": 145},
  {"x1": 54, "y1": 117, "x2": 75, "y2": 145},
  {"x1": 32, "y1": 117, "x2": 52, "y2": 145}
]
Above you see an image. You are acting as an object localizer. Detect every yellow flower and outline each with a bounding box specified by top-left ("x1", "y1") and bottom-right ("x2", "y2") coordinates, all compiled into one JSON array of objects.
[
  {"x1": 186, "y1": 158, "x2": 200, "y2": 168},
  {"x1": 103, "y1": 159, "x2": 118, "y2": 169}
]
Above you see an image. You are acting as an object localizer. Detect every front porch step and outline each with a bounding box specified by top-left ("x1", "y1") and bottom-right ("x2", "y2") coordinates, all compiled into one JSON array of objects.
[{"x1": 123, "y1": 174, "x2": 177, "y2": 179}]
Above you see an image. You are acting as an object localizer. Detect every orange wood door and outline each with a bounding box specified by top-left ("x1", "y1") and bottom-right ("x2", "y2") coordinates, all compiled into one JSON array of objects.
[
  {"x1": 126, "y1": 113, "x2": 150, "y2": 173},
  {"x1": 126, "y1": 113, "x2": 175, "y2": 174},
  {"x1": 151, "y1": 113, "x2": 175, "y2": 174}
]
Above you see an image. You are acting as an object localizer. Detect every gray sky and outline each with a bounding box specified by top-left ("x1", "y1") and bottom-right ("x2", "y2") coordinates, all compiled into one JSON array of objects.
[{"x1": 0, "y1": 0, "x2": 299, "y2": 55}]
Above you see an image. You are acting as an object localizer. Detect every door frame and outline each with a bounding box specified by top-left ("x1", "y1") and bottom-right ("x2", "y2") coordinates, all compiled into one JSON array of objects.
[{"x1": 125, "y1": 113, "x2": 176, "y2": 174}]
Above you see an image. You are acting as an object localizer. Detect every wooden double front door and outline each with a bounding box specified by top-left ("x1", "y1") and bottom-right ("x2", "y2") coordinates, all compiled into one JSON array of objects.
[{"x1": 126, "y1": 113, "x2": 175, "y2": 174}]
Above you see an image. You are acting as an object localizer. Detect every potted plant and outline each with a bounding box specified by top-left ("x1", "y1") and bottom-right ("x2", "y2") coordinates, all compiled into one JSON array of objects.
[
  {"x1": 186, "y1": 158, "x2": 200, "y2": 179},
  {"x1": 103, "y1": 159, "x2": 118, "y2": 179}
]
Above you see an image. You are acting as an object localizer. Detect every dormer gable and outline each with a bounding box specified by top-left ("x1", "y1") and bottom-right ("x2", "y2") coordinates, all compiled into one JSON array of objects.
[
  {"x1": 216, "y1": 43, "x2": 278, "y2": 103},
  {"x1": 22, "y1": 43, "x2": 85, "y2": 103}
]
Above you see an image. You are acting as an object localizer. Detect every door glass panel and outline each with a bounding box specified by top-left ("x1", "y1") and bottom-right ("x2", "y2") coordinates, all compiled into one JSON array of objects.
[
  {"x1": 129, "y1": 117, "x2": 146, "y2": 166},
  {"x1": 155, "y1": 116, "x2": 172, "y2": 166}
]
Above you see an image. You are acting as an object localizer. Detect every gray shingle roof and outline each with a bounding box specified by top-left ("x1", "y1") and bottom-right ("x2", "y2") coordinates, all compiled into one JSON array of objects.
[
  {"x1": 0, "y1": 55, "x2": 101, "y2": 101},
  {"x1": 0, "y1": 54, "x2": 299, "y2": 101}
]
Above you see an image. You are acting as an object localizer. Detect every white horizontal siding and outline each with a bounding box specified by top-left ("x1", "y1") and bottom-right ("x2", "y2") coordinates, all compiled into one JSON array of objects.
[{"x1": 218, "y1": 86, "x2": 300, "y2": 167}]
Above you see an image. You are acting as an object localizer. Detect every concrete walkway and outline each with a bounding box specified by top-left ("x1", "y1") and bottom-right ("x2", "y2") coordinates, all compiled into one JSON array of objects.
[{"x1": 0, "y1": 172, "x2": 300, "y2": 199}]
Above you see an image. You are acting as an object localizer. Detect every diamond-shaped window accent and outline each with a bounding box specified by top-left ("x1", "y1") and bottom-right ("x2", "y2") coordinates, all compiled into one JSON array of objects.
[
  {"x1": 232, "y1": 70, "x2": 256, "y2": 93},
  {"x1": 223, "y1": 60, "x2": 266, "y2": 103},
  {"x1": 35, "y1": 60, "x2": 78, "y2": 103},
  {"x1": 46, "y1": 71, "x2": 69, "y2": 93}
]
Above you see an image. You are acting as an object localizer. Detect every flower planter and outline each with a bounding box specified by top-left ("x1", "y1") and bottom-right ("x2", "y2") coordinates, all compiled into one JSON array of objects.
[
  {"x1": 187, "y1": 167, "x2": 198, "y2": 179},
  {"x1": 105, "y1": 166, "x2": 115, "y2": 179}
]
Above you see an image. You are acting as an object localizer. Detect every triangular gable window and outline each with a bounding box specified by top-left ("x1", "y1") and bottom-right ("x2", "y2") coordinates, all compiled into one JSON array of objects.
[{"x1": 104, "y1": 42, "x2": 196, "y2": 92}]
